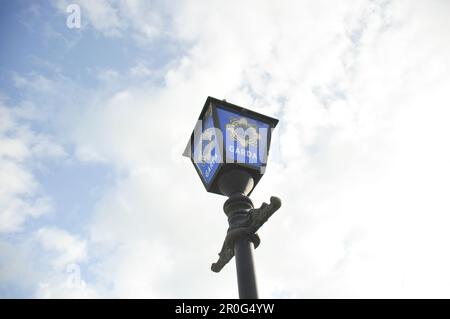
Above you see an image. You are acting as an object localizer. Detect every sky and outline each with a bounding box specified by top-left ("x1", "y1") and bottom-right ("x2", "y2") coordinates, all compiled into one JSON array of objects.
[{"x1": 1, "y1": 0, "x2": 450, "y2": 298}]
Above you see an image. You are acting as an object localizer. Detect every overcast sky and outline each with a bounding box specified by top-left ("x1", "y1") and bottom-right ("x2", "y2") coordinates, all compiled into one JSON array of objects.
[{"x1": 1, "y1": 0, "x2": 450, "y2": 298}]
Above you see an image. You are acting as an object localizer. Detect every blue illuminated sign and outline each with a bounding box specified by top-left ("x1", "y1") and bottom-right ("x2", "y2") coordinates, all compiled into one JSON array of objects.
[
  {"x1": 216, "y1": 106, "x2": 270, "y2": 168},
  {"x1": 193, "y1": 106, "x2": 221, "y2": 185},
  {"x1": 184, "y1": 96, "x2": 278, "y2": 196}
]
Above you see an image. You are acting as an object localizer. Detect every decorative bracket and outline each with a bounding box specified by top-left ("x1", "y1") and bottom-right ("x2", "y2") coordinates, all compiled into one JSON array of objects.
[{"x1": 211, "y1": 196, "x2": 282, "y2": 273}]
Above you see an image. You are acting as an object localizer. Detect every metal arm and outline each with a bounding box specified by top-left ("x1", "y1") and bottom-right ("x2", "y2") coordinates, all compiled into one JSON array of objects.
[{"x1": 211, "y1": 196, "x2": 282, "y2": 273}]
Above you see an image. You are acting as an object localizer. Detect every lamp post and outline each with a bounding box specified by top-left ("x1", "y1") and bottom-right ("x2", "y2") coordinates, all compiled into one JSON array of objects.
[{"x1": 183, "y1": 96, "x2": 281, "y2": 299}]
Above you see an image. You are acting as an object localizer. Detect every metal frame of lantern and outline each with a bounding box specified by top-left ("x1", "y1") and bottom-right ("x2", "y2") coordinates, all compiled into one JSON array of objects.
[{"x1": 183, "y1": 96, "x2": 279, "y2": 196}]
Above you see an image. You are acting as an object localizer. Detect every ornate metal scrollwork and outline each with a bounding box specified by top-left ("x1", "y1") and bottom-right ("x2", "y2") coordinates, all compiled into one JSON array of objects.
[{"x1": 211, "y1": 196, "x2": 282, "y2": 273}]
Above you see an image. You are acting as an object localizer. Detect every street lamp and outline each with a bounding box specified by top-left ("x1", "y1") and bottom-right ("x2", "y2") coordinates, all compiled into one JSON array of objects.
[{"x1": 183, "y1": 96, "x2": 281, "y2": 299}]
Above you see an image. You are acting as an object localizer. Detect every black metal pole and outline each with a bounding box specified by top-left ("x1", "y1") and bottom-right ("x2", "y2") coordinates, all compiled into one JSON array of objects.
[
  {"x1": 211, "y1": 169, "x2": 281, "y2": 299},
  {"x1": 223, "y1": 193, "x2": 259, "y2": 299},
  {"x1": 234, "y1": 237, "x2": 258, "y2": 299}
]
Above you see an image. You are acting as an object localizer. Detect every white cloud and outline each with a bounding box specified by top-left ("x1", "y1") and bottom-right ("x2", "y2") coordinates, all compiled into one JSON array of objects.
[
  {"x1": 12, "y1": 72, "x2": 59, "y2": 94},
  {"x1": 0, "y1": 227, "x2": 95, "y2": 298},
  {"x1": 36, "y1": 227, "x2": 87, "y2": 268},
  {"x1": 129, "y1": 61, "x2": 154, "y2": 78},
  {"x1": 4, "y1": 0, "x2": 450, "y2": 298},
  {"x1": 48, "y1": 0, "x2": 450, "y2": 298},
  {"x1": 0, "y1": 103, "x2": 64, "y2": 234},
  {"x1": 97, "y1": 69, "x2": 120, "y2": 82},
  {"x1": 0, "y1": 239, "x2": 40, "y2": 293},
  {"x1": 51, "y1": 0, "x2": 166, "y2": 41},
  {"x1": 52, "y1": 0, "x2": 123, "y2": 36}
]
